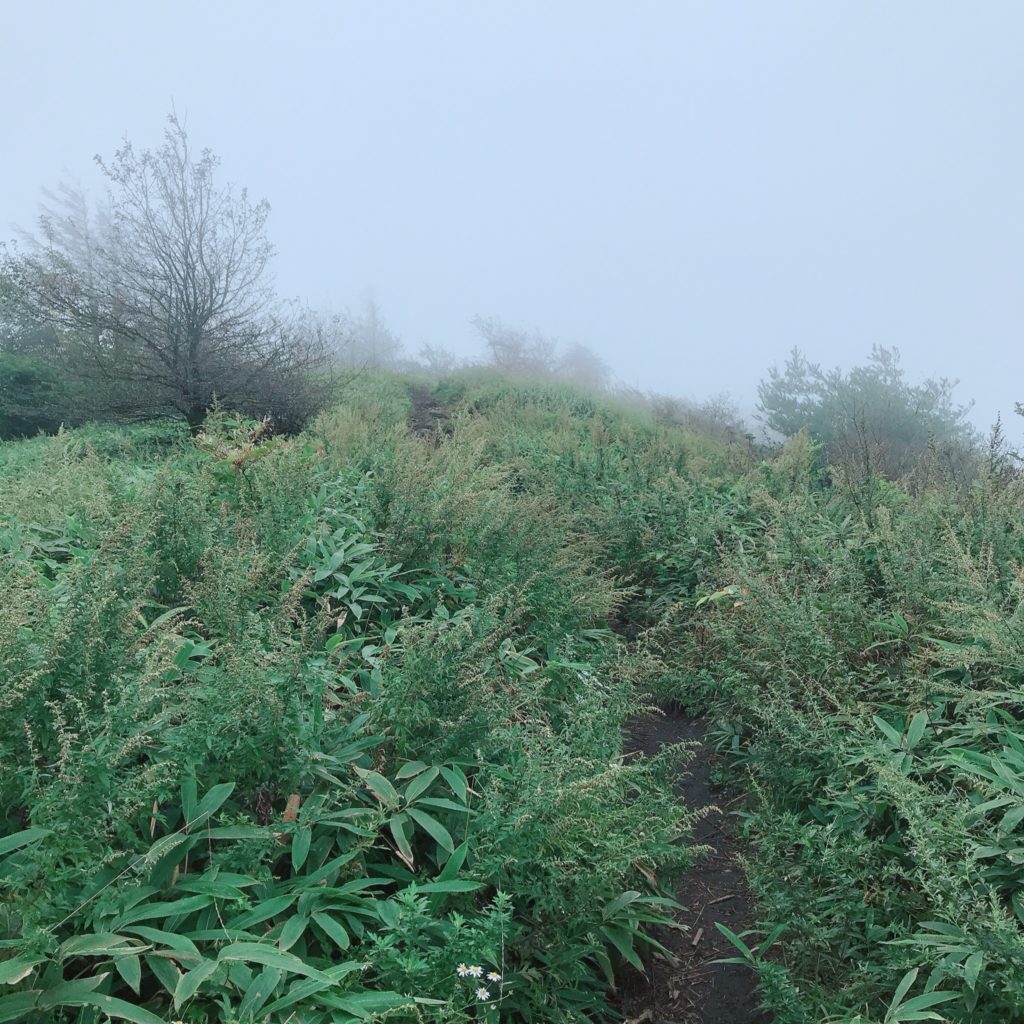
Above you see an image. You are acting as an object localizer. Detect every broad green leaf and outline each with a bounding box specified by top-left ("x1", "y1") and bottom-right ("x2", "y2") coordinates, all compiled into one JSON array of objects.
[
  {"x1": 439, "y1": 765, "x2": 468, "y2": 801},
  {"x1": 145, "y1": 831, "x2": 192, "y2": 862},
  {"x1": 603, "y1": 891, "x2": 642, "y2": 919},
  {"x1": 49, "y1": 992, "x2": 164, "y2": 1024},
  {"x1": 906, "y1": 711, "x2": 928, "y2": 750},
  {"x1": 1000, "y1": 805, "x2": 1024, "y2": 832},
  {"x1": 0, "y1": 991, "x2": 40, "y2": 1022},
  {"x1": 121, "y1": 926, "x2": 199, "y2": 955},
  {"x1": 404, "y1": 766, "x2": 440, "y2": 803},
  {"x1": 406, "y1": 807, "x2": 454, "y2": 853},
  {"x1": 201, "y1": 825, "x2": 269, "y2": 840},
  {"x1": 334, "y1": 876, "x2": 394, "y2": 894},
  {"x1": 437, "y1": 840, "x2": 469, "y2": 880},
  {"x1": 148, "y1": 836, "x2": 196, "y2": 888},
  {"x1": 900, "y1": 993, "x2": 959, "y2": 1010},
  {"x1": 888, "y1": 989, "x2": 959, "y2": 1022},
  {"x1": 874, "y1": 716, "x2": 904, "y2": 747},
  {"x1": 260, "y1": 961, "x2": 364, "y2": 1015},
  {"x1": 229, "y1": 894, "x2": 296, "y2": 929},
  {"x1": 714, "y1": 923, "x2": 755, "y2": 961},
  {"x1": 594, "y1": 946, "x2": 615, "y2": 987},
  {"x1": 189, "y1": 782, "x2": 235, "y2": 828},
  {"x1": 355, "y1": 768, "x2": 399, "y2": 806},
  {"x1": 114, "y1": 954, "x2": 142, "y2": 995},
  {"x1": 217, "y1": 942, "x2": 334, "y2": 982},
  {"x1": 292, "y1": 826, "x2": 312, "y2": 872},
  {"x1": 58, "y1": 933, "x2": 135, "y2": 960},
  {"x1": 916, "y1": 922, "x2": 967, "y2": 938},
  {"x1": 36, "y1": 977, "x2": 105, "y2": 1008},
  {"x1": 236, "y1": 965, "x2": 282, "y2": 1018},
  {"x1": 174, "y1": 959, "x2": 219, "y2": 1009},
  {"x1": 0, "y1": 957, "x2": 45, "y2": 985},
  {"x1": 183, "y1": 928, "x2": 260, "y2": 943},
  {"x1": 325, "y1": 990, "x2": 412, "y2": 1016},
  {"x1": 416, "y1": 797, "x2": 472, "y2": 814},
  {"x1": 292, "y1": 850, "x2": 362, "y2": 888},
  {"x1": 116, "y1": 893, "x2": 213, "y2": 927},
  {"x1": 39, "y1": 977, "x2": 165, "y2": 1022},
  {"x1": 377, "y1": 899, "x2": 400, "y2": 928},
  {"x1": 0, "y1": 828, "x2": 50, "y2": 858},
  {"x1": 278, "y1": 913, "x2": 308, "y2": 951},
  {"x1": 389, "y1": 813, "x2": 414, "y2": 866},
  {"x1": 964, "y1": 950, "x2": 985, "y2": 989},
  {"x1": 886, "y1": 968, "x2": 919, "y2": 1019},
  {"x1": 312, "y1": 911, "x2": 350, "y2": 950},
  {"x1": 145, "y1": 605, "x2": 189, "y2": 631},
  {"x1": 145, "y1": 953, "x2": 183, "y2": 996},
  {"x1": 1013, "y1": 891, "x2": 1024, "y2": 926},
  {"x1": 599, "y1": 925, "x2": 644, "y2": 971},
  {"x1": 757, "y1": 922, "x2": 786, "y2": 955},
  {"x1": 415, "y1": 879, "x2": 482, "y2": 893},
  {"x1": 174, "y1": 877, "x2": 251, "y2": 898}
]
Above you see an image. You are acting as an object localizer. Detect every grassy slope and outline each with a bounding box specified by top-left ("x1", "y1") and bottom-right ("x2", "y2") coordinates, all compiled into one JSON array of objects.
[
  {"x1": 655, "y1": 434, "x2": 1024, "y2": 1023},
  {"x1": 2, "y1": 374, "x2": 1024, "y2": 1022},
  {"x1": 0, "y1": 376, "x2": 701, "y2": 1022}
]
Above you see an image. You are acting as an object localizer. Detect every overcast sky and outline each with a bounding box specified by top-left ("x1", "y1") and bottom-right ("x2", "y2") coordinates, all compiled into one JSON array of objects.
[{"x1": 4, "y1": 2, "x2": 1022, "y2": 427}]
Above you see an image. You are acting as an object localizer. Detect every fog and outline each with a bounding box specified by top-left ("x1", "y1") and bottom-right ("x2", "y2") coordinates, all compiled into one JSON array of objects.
[{"x1": 4, "y1": 1, "x2": 1022, "y2": 429}]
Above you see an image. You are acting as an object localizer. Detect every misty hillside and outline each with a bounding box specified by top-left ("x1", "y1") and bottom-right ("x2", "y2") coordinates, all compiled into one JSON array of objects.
[
  {"x1": 4, "y1": 5, "x2": 1024, "y2": 1022},
  {"x1": 1, "y1": 369, "x2": 1023, "y2": 1024}
]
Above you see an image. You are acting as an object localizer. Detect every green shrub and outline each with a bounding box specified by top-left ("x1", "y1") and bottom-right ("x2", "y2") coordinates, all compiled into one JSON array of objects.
[
  {"x1": 0, "y1": 354, "x2": 68, "y2": 438},
  {"x1": 0, "y1": 388, "x2": 698, "y2": 1022},
  {"x1": 655, "y1": 434, "x2": 1024, "y2": 1022}
]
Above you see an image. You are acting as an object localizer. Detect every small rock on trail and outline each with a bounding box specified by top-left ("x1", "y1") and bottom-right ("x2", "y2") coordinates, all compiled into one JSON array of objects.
[{"x1": 621, "y1": 710, "x2": 773, "y2": 1024}]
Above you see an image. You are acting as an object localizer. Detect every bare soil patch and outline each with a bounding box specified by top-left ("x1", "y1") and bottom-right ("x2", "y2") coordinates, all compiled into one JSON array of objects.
[
  {"x1": 407, "y1": 384, "x2": 449, "y2": 442},
  {"x1": 621, "y1": 710, "x2": 773, "y2": 1024}
]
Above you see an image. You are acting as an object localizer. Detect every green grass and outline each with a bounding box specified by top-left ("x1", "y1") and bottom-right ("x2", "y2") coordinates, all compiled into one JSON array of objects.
[
  {"x1": 654, "y1": 433, "x2": 1024, "y2": 1022},
  {"x1": 0, "y1": 378, "x2": 697, "y2": 1023},
  {"x1": 2, "y1": 373, "x2": 1023, "y2": 1021}
]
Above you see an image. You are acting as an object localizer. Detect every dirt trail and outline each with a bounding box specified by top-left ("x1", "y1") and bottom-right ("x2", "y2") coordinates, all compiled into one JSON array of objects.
[
  {"x1": 402, "y1": 389, "x2": 767, "y2": 1021},
  {"x1": 407, "y1": 385, "x2": 449, "y2": 442},
  {"x1": 622, "y1": 710, "x2": 772, "y2": 1024}
]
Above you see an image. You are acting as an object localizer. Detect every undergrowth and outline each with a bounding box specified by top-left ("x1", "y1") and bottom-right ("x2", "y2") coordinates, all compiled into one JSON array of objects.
[
  {"x1": 4, "y1": 371, "x2": 1024, "y2": 1022},
  {"x1": 0, "y1": 374, "x2": 695, "y2": 1023},
  {"x1": 652, "y1": 433, "x2": 1024, "y2": 1022}
]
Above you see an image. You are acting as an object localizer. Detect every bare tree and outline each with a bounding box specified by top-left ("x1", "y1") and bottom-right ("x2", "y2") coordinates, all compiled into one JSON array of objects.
[
  {"x1": 417, "y1": 341, "x2": 458, "y2": 375},
  {"x1": 348, "y1": 294, "x2": 403, "y2": 368},
  {"x1": 556, "y1": 341, "x2": 609, "y2": 391},
  {"x1": 472, "y1": 315, "x2": 556, "y2": 377},
  {"x1": 648, "y1": 391, "x2": 750, "y2": 443},
  {"x1": 6, "y1": 115, "x2": 328, "y2": 431}
]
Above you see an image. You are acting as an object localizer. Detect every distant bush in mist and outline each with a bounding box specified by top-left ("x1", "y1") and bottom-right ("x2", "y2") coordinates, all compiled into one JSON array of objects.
[{"x1": 759, "y1": 345, "x2": 978, "y2": 478}]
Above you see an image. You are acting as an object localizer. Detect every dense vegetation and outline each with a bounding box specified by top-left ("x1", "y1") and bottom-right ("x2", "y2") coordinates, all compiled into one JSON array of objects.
[
  {"x1": 3, "y1": 371, "x2": 1024, "y2": 1022},
  {"x1": 657, "y1": 429, "x2": 1024, "y2": 1022},
  {"x1": 0, "y1": 377, "x2": 699, "y2": 1023},
  {"x1": 758, "y1": 345, "x2": 976, "y2": 479}
]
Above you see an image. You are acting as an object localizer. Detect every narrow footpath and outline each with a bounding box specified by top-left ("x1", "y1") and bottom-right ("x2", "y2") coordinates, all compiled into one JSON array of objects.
[
  {"x1": 406, "y1": 384, "x2": 449, "y2": 440},
  {"x1": 622, "y1": 710, "x2": 772, "y2": 1024},
  {"x1": 404, "y1": 387, "x2": 770, "y2": 1023}
]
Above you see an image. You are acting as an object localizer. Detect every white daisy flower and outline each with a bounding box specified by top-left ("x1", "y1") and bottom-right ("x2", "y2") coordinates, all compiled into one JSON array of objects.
[
  {"x1": 475, "y1": 987, "x2": 491, "y2": 1001},
  {"x1": 486, "y1": 970, "x2": 502, "y2": 982},
  {"x1": 467, "y1": 964, "x2": 483, "y2": 978},
  {"x1": 456, "y1": 963, "x2": 471, "y2": 978}
]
